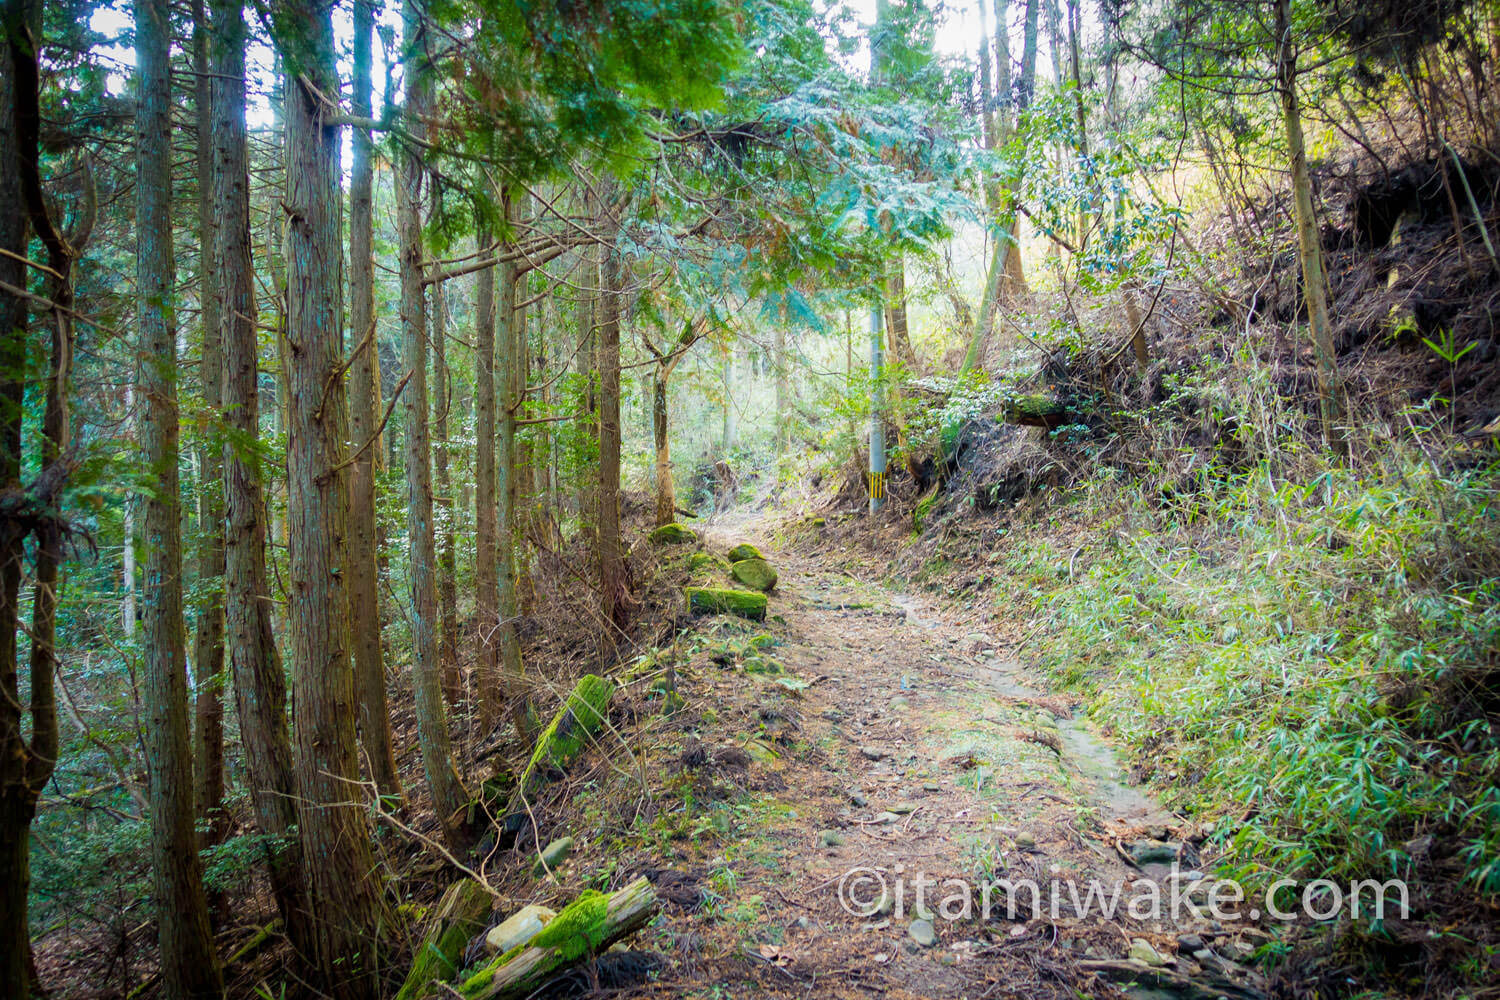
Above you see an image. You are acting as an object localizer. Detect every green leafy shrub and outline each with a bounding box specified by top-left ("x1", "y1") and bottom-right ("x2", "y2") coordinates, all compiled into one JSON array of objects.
[{"x1": 1012, "y1": 455, "x2": 1500, "y2": 896}]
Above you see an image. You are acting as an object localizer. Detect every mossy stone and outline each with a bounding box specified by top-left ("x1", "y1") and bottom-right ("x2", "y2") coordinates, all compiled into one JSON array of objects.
[
  {"x1": 742, "y1": 654, "x2": 785, "y2": 675},
  {"x1": 531, "y1": 835, "x2": 574, "y2": 877},
  {"x1": 726, "y1": 542, "x2": 763, "y2": 562},
  {"x1": 730, "y1": 557, "x2": 778, "y2": 592},
  {"x1": 688, "y1": 551, "x2": 729, "y2": 574},
  {"x1": 684, "y1": 586, "x2": 767, "y2": 621},
  {"x1": 650, "y1": 522, "x2": 697, "y2": 545}
]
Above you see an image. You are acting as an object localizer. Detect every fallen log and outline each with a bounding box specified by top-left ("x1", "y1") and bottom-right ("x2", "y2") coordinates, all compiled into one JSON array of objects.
[
  {"x1": 458, "y1": 877, "x2": 659, "y2": 1000},
  {"x1": 516, "y1": 673, "x2": 615, "y2": 794},
  {"x1": 1077, "y1": 958, "x2": 1265, "y2": 1000}
]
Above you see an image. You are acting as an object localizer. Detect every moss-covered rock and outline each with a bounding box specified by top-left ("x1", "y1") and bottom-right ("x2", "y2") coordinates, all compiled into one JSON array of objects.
[
  {"x1": 729, "y1": 557, "x2": 778, "y2": 591},
  {"x1": 646, "y1": 675, "x2": 687, "y2": 714},
  {"x1": 687, "y1": 551, "x2": 730, "y2": 574},
  {"x1": 726, "y1": 542, "x2": 763, "y2": 562},
  {"x1": 517, "y1": 674, "x2": 615, "y2": 792},
  {"x1": 684, "y1": 586, "x2": 767, "y2": 621},
  {"x1": 742, "y1": 654, "x2": 785, "y2": 675},
  {"x1": 649, "y1": 522, "x2": 698, "y2": 545}
]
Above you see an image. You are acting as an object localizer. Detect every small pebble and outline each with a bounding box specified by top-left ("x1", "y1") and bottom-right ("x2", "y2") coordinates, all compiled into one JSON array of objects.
[{"x1": 908, "y1": 918, "x2": 938, "y2": 948}]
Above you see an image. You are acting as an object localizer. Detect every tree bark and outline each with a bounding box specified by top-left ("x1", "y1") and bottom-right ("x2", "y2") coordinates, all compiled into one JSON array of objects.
[
  {"x1": 495, "y1": 199, "x2": 526, "y2": 734},
  {"x1": 773, "y1": 326, "x2": 790, "y2": 454},
  {"x1": 190, "y1": 0, "x2": 228, "y2": 844},
  {"x1": 512, "y1": 300, "x2": 535, "y2": 611},
  {"x1": 136, "y1": 0, "x2": 224, "y2": 994},
  {"x1": 1101, "y1": 1, "x2": 1148, "y2": 367},
  {"x1": 540, "y1": 297, "x2": 561, "y2": 545},
  {"x1": 0, "y1": 4, "x2": 78, "y2": 990},
  {"x1": 278, "y1": 2, "x2": 390, "y2": 992},
  {"x1": 882, "y1": 261, "x2": 918, "y2": 371},
  {"x1": 721, "y1": 344, "x2": 739, "y2": 453},
  {"x1": 652, "y1": 371, "x2": 675, "y2": 525},
  {"x1": 1274, "y1": 0, "x2": 1344, "y2": 451},
  {"x1": 977, "y1": 0, "x2": 996, "y2": 146},
  {"x1": 0, "y1": 7, "x2": 32, "y2": 984},
  {"x1": 431, "y1": 214, "x2": 460, "y2": 708},
  {"x1": 574, "y1": 191, "x2": 598, "y2": 543},
  {"x1": 473, "y1": 208, "x2": 501, "y2": 729},
  {"x1": 211, "y1": 0, "x2": 312, "y2": 958},
  {"x1": 597, "y1": 238, "x2": 628, "y2": 640},
  {"x1": 399, "y1": 0, "x2": 471, "y2": 849},
  {"x1": 1044, "y1": 0, "x2": 1066, "y2": 261},
  {"x1": 961, "y1": 0, "x2": 1039, "y2": 372},
  {"x1": 1068, "y1": 0, "x2": 1089, "y2": 247},
  {"x1": 348, "y1": 0, "x2": 401, "y2": 799},
  {"x1": 647, "y1": 319, "x2": 700, "y2": 527}
]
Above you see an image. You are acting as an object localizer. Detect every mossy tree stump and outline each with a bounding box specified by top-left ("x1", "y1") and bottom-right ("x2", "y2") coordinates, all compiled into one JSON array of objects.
[
  {"x1": 394, "y1": 879, "x2": 493, "y2": 1000},
  {"x1": 1001, "y1": 394, "x2": 1072, "y2": 429}
]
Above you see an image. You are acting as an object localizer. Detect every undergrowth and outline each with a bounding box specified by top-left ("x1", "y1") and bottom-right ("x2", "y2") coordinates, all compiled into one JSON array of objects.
[{"x1": 1001, "y1": 446, "x2": 1500, "y2": 899}]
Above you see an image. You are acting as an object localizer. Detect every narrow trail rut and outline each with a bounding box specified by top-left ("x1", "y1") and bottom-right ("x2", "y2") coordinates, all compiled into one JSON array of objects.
[{"x1": 661, "y1": 526, "x2": 1269, "y2": 1000}]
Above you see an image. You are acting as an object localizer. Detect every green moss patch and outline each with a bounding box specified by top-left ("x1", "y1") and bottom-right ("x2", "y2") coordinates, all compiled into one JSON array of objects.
[
  {"x1": 726, "y1": 542, "x2": 763, "y2": 562},
  {"x1": 530, "y1": 890, "x2": 610, "y2": 962},
  {"x1": 684, "y1": 586, "x2": 767, "y2": 621},
  {"x1": 649, "y1": 522, "x2": 698, "y2": 545},
  {"x1": 688, "y1": 551, "x2": 730, "y2": 574},
  {"x1": 517, "y1": 674, "x2": 615, "y2": 792},
  {"x1": 730, "y1": 557, "x2": 778, "y2": 591}
]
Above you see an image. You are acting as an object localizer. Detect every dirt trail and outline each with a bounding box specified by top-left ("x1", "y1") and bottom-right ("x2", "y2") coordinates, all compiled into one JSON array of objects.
[{"x1": 657, "y1": 523, "x2": 1268, "y2": 1000}]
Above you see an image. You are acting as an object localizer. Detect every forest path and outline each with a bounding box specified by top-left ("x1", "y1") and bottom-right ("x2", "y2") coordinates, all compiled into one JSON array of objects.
[{"x1": 665, "y1": 519, "x2": 1265, "y2": 999}]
